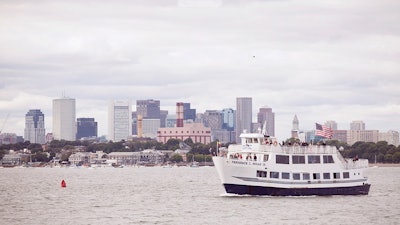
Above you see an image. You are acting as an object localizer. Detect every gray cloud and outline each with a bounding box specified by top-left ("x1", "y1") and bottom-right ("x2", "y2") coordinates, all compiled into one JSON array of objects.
[{"x1": 0, "y1": 0, "x2": 399, "y2": 139}]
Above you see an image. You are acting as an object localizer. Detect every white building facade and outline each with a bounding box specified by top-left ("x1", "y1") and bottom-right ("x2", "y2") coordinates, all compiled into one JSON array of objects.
[
  {"x1": 53, "y1": 97, "x2": 76, "y2": 141},
  {"x1": 108, "y1": 100, "x2": 132, "y2": 141}
]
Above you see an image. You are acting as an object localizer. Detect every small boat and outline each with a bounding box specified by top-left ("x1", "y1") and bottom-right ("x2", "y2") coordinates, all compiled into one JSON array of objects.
[
  {"x1": 212, "y1": 128, "x2": 371, "y2": 196},
  {"x1": 190, "y1": 155, "x2": 199, "y2": 168},
  {"x1": 112, "y1": 163, "x2": 123, "y2": 168}
]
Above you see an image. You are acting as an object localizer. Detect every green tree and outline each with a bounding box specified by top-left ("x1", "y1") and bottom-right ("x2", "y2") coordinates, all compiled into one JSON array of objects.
[
  {"x1": 32, "y1": 152, "x2": 49, "y2": 162},
  {"x1": 184, "y1": 138, "x2": 194, "y2": 147},
  {"x1": 384, "y1": 154, "x2": 393, "y2": 163},
  {"x1": 170, "y1": 153, "x2": 183, "y2": 162},
  {"x1": 392, "y1": 152, "x2": 400, "y2": 163}
]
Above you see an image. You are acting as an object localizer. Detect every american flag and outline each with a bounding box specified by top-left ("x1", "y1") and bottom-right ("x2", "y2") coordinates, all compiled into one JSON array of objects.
[{"x1": 315, "y1": 123, "x2": 333, "y2": 139}]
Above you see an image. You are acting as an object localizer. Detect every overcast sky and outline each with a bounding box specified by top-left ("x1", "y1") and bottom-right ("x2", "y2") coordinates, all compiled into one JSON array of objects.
[{"x1": 0, "y1": 0, "x2": 399, "y2": 140}]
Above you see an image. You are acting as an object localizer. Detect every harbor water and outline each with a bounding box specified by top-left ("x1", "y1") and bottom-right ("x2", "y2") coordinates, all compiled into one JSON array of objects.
[{"x1": 0, "y1": 166, "x2": 399, "y2": 225}]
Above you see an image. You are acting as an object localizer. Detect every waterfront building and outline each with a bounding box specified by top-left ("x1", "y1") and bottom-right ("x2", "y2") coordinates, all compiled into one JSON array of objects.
[
  {"x1": 0, "y1": 133, "x2": 18, "y2": 145},
  {"x1": 142, "y1": 118, "x2": 161, "y2": 139},
  {"x1": 53, "y1": 97, "x2": 76, "y2": 141},
  {"x1": 257, "y1": 106, "x2": 275, "y2": 136},
  {"x1": 76, "y1": 118, "x2": 98, "y2": 140},
  {"x1": 69, "y1": 151, "x2": 107, "y2": 166},
  {"x1": 350, "y1": 121, "x2": 365, "y2": 131},
  {"x1": 332, "y1": 130, "x2": 348, "y2": 143},
  {"x1": 108, "y1": 100, "x2": 132, "y2": 142},
  {"x1": 235, "y1": 97, "x2": 252, "y2": 143},
  {"x1": 347, "y1": 130, "x2": 379, "y2": 145},
  {"x1": 107, "y1": 149, "x2": 168, "y2": 166},
  {"x1": 0, "y1": 151, "x2": 30, "y2": 166},
  {"x1": 68, "y1": 152, "x2": 91, "y2": 165},
  {"x1": 379, "y1": 130, "x2": 400, "y2": 146},
  {"x1": 157, "y1": 122, "x2": 211, "y2": 144},
  {"x1": 24, "y1": 109, "x2": 46, "y2": 144}
]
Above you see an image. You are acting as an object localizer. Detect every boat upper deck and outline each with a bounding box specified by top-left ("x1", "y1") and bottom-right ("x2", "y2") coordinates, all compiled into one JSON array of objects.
[{"x1": 228, "y1": 144, "x2": 339, "y2": 155}]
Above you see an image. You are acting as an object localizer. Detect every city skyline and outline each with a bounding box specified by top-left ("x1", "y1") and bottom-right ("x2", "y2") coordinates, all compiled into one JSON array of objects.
[
  {"x1": 1, "y1": 1, "x2": 399, "y2": 140},
  {"x1": 5, "y1": 96, "x2": 399, "y2": 142}
]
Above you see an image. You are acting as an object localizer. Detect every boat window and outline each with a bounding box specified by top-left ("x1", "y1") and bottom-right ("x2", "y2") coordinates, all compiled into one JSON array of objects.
[
  {"x1": 256, "y1": 170, "x2": 267, "y2": 178},
  {"x1": 312, "y1": 173, "x2": 320, "y2": 180},
  {"x1": 282, "y1": 172, "x2": 290, "y2": 179},
  {"x1": 323, "y1": 173, "x2": 330, "y2": 179},
  {"x1": 293, "y1": 173, "x2": 301, "y2": 180},
  {"x1": 303, "y1": 173, "x2": 310, "y2": 180},
  {"x1": 270, "y1": 171, "x2": 279, "y2": 179},
  {"x1": 276, "y1": 155, "x2": 289, "y2": 164},
  {"x1": 263, "y1": 154, "x2": 269, "y2": 162},
  {"x1": 333, "y1": 172, "x2": 340, "y2": 179},
  {"x1": 292, "y1": 155, "x2": 305, "y2": 164},
  {"x1": 343, "y1": 172, "x2": 350, "y2": 179},
  {"x1": 323, "y1": 155, "x2": 334, "y2": 163},
  {"x1": 308, "y1": 155, "x2": 321, "y2": 164},
  {"x1": 247, "y1": 138, "x2": 252, "y2": 143},
  {"x1": 253, "y1": 138, "x2": 258, "y2": 143}
]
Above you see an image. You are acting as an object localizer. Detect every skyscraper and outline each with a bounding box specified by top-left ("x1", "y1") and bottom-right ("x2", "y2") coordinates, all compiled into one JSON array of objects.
[
  {"x1": 325, "y1": 120, "x2": 338, "y2": 130},
  {"x1": 183, "y1": 103, "x2": 196, "y2": 121},
  {"x1": 257, "y1": 106, "x2": 275, "y2": 136},
  {"x1": 235, "y1": 97, "x2": 252, "y2": 143},
  {"x1": 108, "y1": 100, "x2": 132, "y2": 141},
  {"x1": 350, "y1": 121, "x2": 365, "y2": 131},
  {"x1": 53, "y1": 97, "x2": 76, "y2": 141},
  {"x1": 176, "y1": 102, "x2": 184, "y2": 127},
  {"x1": 291, "y1": 114, "x2": 299, "y2": 138},
  {"x1": 222, "y1": 108, "x2": 235, "y2": 131},
  {"x1": 76, "y1": 118, "x2": 98, "y2": 140},
  {"x1": 136, "y1": 99, "x2": 167, "y2": 128},
  {"x1": 136, "y1": 99, "x2": 160, "y2": 119},
  {"x1": 24, "y1": 109, "x2": 46, "y2": 144},
  {"x1": 203, "y1": 110, "x2": 223, "y2": 130}
]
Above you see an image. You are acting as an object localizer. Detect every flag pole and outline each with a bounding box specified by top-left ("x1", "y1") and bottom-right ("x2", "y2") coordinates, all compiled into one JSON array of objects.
[{"x1": 217, "y1": 141, "x2": 220, "y2": 156}]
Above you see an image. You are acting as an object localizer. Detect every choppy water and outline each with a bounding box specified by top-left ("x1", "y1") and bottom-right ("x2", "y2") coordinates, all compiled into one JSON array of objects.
[{"x1": 0, "y1": 166, "x2": 399, "y2": 225}]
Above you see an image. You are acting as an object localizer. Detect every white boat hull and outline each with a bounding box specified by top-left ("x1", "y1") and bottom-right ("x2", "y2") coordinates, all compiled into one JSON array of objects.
[{"x1": 213, "y1": 156, "x2": 370, "y2": 196}]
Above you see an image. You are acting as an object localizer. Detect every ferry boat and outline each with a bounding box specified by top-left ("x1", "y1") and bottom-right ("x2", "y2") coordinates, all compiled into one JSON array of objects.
[{"x1": 212, "y1": 129, "x2": 371, "y2": 196}]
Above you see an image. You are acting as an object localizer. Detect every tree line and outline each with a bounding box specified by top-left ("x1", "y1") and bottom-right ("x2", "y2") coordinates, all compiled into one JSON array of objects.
[
  {"x1": 326, "y1": 140, "x2": 400, "y2": 164},
  {"x1": 0, "y1": 138, "x2": 221, "y2": 163}
]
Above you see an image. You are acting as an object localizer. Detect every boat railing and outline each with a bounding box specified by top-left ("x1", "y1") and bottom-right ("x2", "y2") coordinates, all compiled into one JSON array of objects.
[{"x1": 228, "y1": 144, "x2": 338, "y2": 155}]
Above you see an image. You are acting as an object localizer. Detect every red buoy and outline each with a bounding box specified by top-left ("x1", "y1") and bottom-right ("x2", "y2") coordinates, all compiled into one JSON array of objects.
[{"x1": 61, "y1": 179, "x2": 66, "y2": 188}]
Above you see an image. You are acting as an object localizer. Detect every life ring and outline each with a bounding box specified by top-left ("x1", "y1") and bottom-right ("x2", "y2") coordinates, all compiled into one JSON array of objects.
[{"x1": 273, "y1": 141, "x2": 278, "y2": 146}]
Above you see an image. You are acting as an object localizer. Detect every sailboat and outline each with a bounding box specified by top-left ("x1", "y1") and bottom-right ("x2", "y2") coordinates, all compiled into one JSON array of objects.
[
  {"x1": 372, "y1": 154, "x2": 379, "y2": 168},
  {"x1": 190, "y1": 155, "x2": 199, "y2": 168}
]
